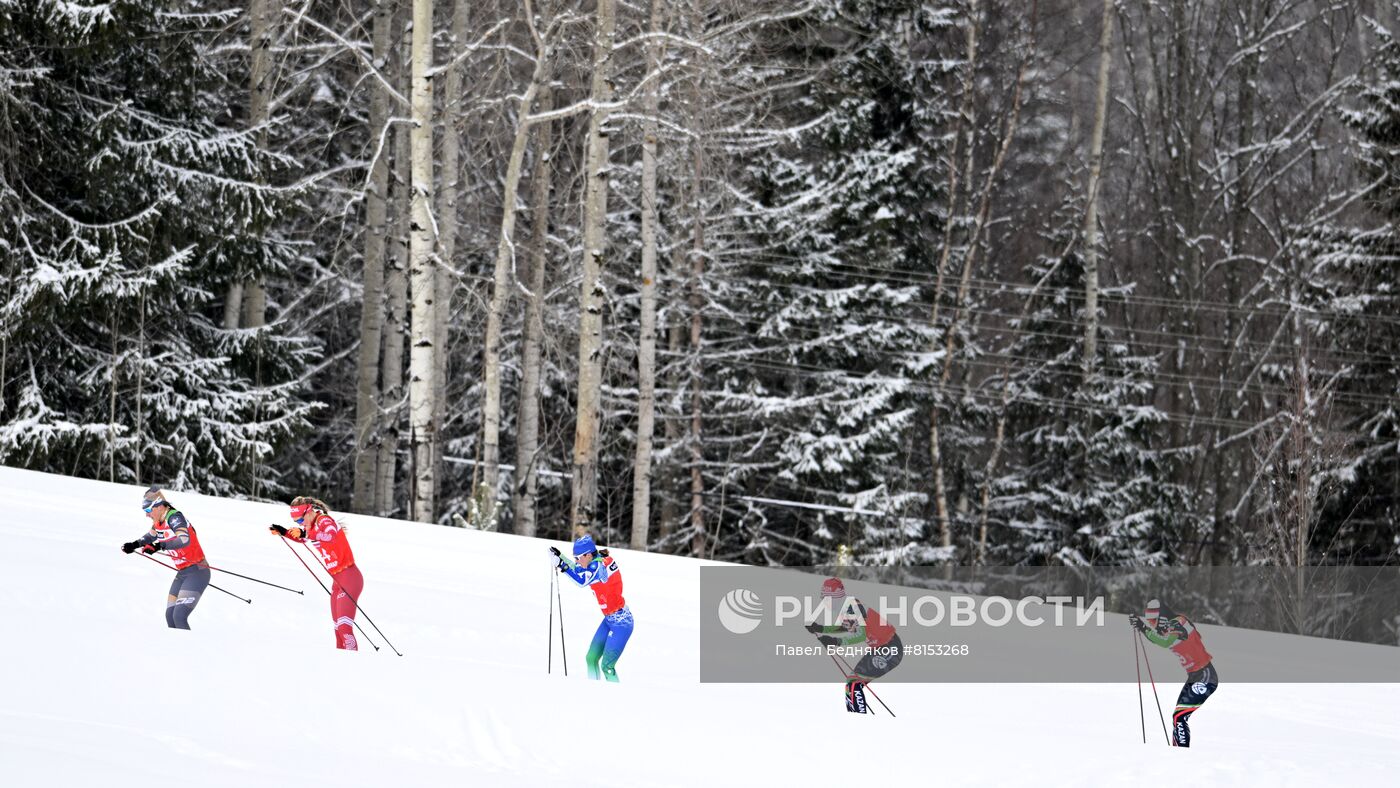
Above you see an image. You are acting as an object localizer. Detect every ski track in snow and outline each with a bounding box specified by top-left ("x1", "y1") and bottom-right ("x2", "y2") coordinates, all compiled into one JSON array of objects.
[{"x1": 1, "y1": 466, "x2": 1397, "y2": 787}]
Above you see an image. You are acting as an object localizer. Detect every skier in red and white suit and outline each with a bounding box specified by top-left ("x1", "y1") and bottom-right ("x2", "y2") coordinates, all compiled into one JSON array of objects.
[{"x1": 270, "y1": 496, "x2": 363, "y2": 650}]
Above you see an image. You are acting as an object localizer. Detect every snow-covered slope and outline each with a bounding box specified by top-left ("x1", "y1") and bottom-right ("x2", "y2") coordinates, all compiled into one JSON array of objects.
[{"x1": 1, "y1": 466, "x2": 1397, "y2": 787}]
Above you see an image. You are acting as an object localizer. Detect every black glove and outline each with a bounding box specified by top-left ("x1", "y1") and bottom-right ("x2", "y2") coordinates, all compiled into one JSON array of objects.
[
  {"x1": 1128, "y1": 614, "x2": 1146, "y2": 632},
  {"x1": 817, "y1": 635, "x2": 840, "y2": 648},
  {"x1": 141, "y1": 543, "x2": 159, "y2": 554},
  {"x1": 549, "y1": 546, "x2": 561, "y2": 557},
  {"x1": 269, "y1": 524, "x2": 289, "y2": 537},
  {"x1": 805, "y1": 622, "x2": 823, "y2": 634},
  {"x1": 121, "y1": 541, "x2": 141, "y2": 554}
]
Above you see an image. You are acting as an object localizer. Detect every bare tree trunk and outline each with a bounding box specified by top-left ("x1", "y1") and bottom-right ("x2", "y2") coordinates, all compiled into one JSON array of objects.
[
  {"x1": 631, "y1": 0, "x2": 665, "y2": 552},
  {"x1": 222, "y1": 282, "x2": 244, "y2": 329},
  {"x1": 377, "y1": 8, "x2": 411, "y2": 517},
  {"x1": 930, "y1": 1, "x2": 1034, "y2": 562},
  {"x1": 407, "y1": 0, "x2": 438, "y2": 522},
  {"x1": 134, "y1": 291, "x2": 145, "y2": 481},
  {"x1": 432, "y1": 0, "x2": 468, "y2": 497},
  {"x1": 570, "y1": 0, "x2": 618, "y2": 534},
  {"x1": 927, "y1": 0, "x2": 981, "y2": 553},
  {"x1": 660, "y1": 320, "x2": 683, "y2": 541},
  {"x1": 353, "y1": 0, "x2": 395, "y2": 513},
  {"x1": 241, "y1": 281, "x2": 267, "y2": 329},
  {"x1": 512, "y1": 83, "x2": 555, "y2": 538},
  {"x1": 687, "y1": 141, "x2": 706, "y2": 558},
  {"x1": 238, "y1": 0, "x2": 277, "y2": 330},
  {"x1": 1081, "y1": 0, "x2": 1113, "y2": 377},
  {"x1": 484, "y1": 53, "x2": 552, "y2": 505}
]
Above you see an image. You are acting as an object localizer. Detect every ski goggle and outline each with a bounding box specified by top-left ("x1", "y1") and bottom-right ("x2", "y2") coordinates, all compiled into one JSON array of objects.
[{"x1": 141, "y1": 497, "x2": 163, "y2": 513}]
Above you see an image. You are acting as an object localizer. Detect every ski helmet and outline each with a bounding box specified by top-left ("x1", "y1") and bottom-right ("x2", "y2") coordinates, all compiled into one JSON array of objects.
[
  {"x1": 573, "y1": 534, "x2": 598, "y2": 557},
  {"x1": 821, "y1": 577, "x2": 846, "y2": 599}
]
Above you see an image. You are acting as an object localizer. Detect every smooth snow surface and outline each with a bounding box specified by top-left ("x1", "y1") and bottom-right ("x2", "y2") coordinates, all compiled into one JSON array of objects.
[{"x1": 2, "y1": 466, "x2": 1397, "y2": 787}]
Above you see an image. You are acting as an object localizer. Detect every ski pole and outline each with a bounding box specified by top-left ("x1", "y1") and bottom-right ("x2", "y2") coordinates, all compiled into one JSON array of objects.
[
  {"x1": 296, "y1": 540, "x2": 403, "y2": 657},
  {"x1": 1137, "y1": 631, "x2": 1171, "y2": 745},
  {"x1": 1133, "y1": 625, "x2": 1146, "y2": 743},
  {"x1": 206, "y1": 564, "x2": 304, "y2": 595},
  {"x1": 548, "y1": 564, "x2": 556, "y2": 674},
  {"x1": 556, "y1": 567, "x2": 568, "y2": 676},
  {"x1": 275, "y1": 535, "x2": 380, "y2": 652},
  {"x1": 136, "y1": 552, "x2": 251, "y2": 604}
]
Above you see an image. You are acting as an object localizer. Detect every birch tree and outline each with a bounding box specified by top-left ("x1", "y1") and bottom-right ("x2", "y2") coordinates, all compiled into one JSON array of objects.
[
  {"x1": 512, "y1": 82, "x2": 556, "y2": 538},
  {"x1": 570, "y1": 0, "x2": 618, "y2": 533},
  {"x1": 431, "y1": 0, "x2": 470, "y2": 497},
  {"x1": 377, "y1": 7, "x2": 412, "y2": 517},
  {"x1": 407, "y1": 0, "x2": 438, "y2": 521},
  {"x1": 353, "y1": 0, "x2": 397, "y2": 513},
  {"x1": 1081, "y1": 0, "x2": 1113, "y2": 376},
  {"x1": 483, "y1": 3, "x2": 559, "y2": 512},
  {"x1": 630, "y1": 0, "x2": 666, "y2": 551}
]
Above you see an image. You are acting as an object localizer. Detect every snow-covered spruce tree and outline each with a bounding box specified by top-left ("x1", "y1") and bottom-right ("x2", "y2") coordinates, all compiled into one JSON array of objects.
[
  {"x1": 1297, "y1": 20, "x2": 1400, "y2": 564},
  {"x1": 986, "y1": 217, "x2": 1190, "y2": 566},
  {"x1": 0, "y1": 1, "x2": 318, "y2": 496},
  {"x1": 698, "y1": 0, "x2": 957, "y2": 564}
]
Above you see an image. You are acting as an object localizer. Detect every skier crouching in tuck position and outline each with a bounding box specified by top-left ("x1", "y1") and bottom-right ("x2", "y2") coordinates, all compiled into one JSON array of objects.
[
  {"x1": 551, "y1": 535, "x2": 633, "y2": 681},
  {"x1": 121, "y1": 486, "x2": 211, "y2": 630},
  {"x1": 1130, "y1": 599, "x2": 1218, "y2": 747},
  {"x1": 270, "y1": 496, "x2": 363, "y2": 651},
  {"x1": 806, "y1": 577, "x2": 903, "y2": 713}
]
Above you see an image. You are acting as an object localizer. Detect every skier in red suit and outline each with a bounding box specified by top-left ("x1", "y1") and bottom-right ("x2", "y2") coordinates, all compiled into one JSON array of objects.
[
  {"x1": 121, "y1": 485, "x2": 210, "y2": 630},
  {"x1": 271, "y1": 496, "x2": 363, "y2": 650},
  {"x1": 807, "y1": 577, "x2": 903, "y2": 713},
  {"x1": 1130, "y1": 599, "x2": 1219, "y2": 747}
]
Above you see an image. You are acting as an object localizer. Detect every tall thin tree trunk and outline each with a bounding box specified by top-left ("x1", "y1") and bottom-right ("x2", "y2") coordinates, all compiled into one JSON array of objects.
[
  {"x1": 433, "y1": 0, "x2": 468, "y2": 496},
  {"x1": 377, "y1": 8, "x2": 411, "y2": 517},
  {"x1": 407, "y1": 0, "x2": 438, "y2": 522},
  {"x1": 931, "y1": 0, "x2": 1034, "y2": 561},
  {"x1": 353, "y1": 0, "x2": 395, "y2": 513},
  {"x1": 239, "y1": 0, "x2": 277, "y2": 330},
  {"x1": 660, "y1": 320, "x2": 684, "y2": 541},
  {"x1": 484, "y1": 54, "x2": 551, "y2": 504},
  {"x1": 631, "y1": 0, "x2": 665, "y2": 552},
  {"x1": 684, "y1": 0, "x2": 709, "y2": 558},
  {"x1": 513, "y1": 83, "x2": 555, "y2": 538},
  {"x1": 927, "y1": 0, "x2": 982, "y2": 553},
  {"x1": 108, "y1": 313, "x2": 118, "y2": 482},
  {"x1": 688, "y1": 171, "x2": 705, "y2": 558},
  {"x1": 570, "y1": 0, "x2": 618, "y2": 534},
  {"x1": 1081, "y1": 0, "x2": 1113, "y2": 377}
]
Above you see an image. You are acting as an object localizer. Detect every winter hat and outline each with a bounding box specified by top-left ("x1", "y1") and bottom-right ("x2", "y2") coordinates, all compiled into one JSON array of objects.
[
  {"x1": 573, "y1": 534, "x2": 598, "y2": 557},
  {"x1": 1144, "y1": 599, "x2": 1162, "y2": 625},
  {"x1": 821, "y1": 577, "x2": 846, "y2": 599}
]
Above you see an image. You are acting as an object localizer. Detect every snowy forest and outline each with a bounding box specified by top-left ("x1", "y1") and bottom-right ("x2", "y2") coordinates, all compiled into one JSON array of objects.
[{"x1": 2, "y1": 0, "x2": 1397, "y2": 568}]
